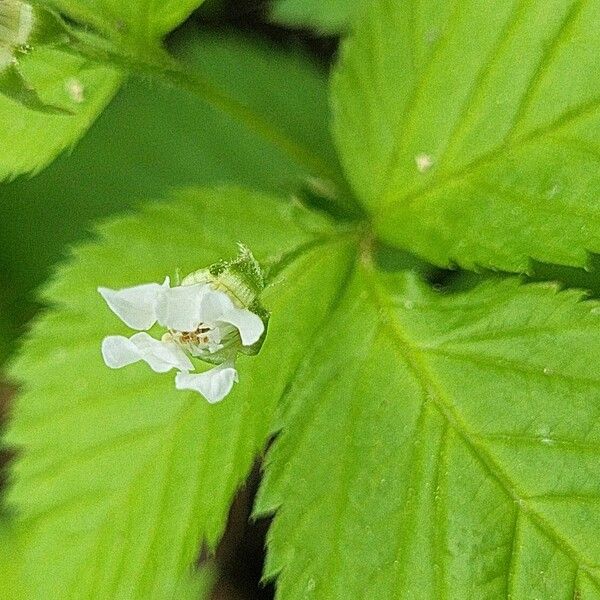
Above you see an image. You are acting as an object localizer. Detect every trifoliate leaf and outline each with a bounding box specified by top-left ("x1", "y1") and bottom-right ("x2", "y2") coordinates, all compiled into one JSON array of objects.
[
  {"x1": 332, "y1": 0, "x2": 600, "y2": 272},
  {"x1": 5, "y1": 186, "x2": 356, "y2": 599},
  {"x1": 256, "y1": 264, "x2": 600, "y2": 599},
  {"x1": 35, "y1": 0, "x2": 206, "y2": 45},
  {"x1": 0, "y1": 45, "x2": 121, "y2": 180},
  {"x1": 0, "y1": 29, "x2": 339, "y2": 358},
  {"x1": 270, "y1": 0, "x2": 362, "y2": 35}
]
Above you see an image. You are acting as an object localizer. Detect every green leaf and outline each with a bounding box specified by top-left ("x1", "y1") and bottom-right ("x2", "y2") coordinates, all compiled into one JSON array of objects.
[
  {"x1": 5, "y1": 186, "x2": 356, "y2": 599},
  {"x1": 170, "y1": 566, "x2": 217, "y2": 600},
  {"x1": 256, "y1": 262, "x2": 600, "y2": 598},
  {"x1": 270, "y1": 0, "x2": 361, "y2": 35},
  {"x1": 0, "y1": 29, "x2": 339, "y2": 355},
  {"x1": 0, "y1": 519, "x2": 25, "y2": 600},
  {"x1": 0, "y1": 46, "x2": 121, "y2": 180},
  {"x1": 332, "y1": 0, "x2": 600, "y2": 272},
  {"x1": 36, "y1": 0, "x2": 206, "y2": 45},
  {"x1": 174, "y1": 29, "x2": 342, "y2": 187},
  {"x1": 0, "y1": 303, "x2": 13, "y2": 364}
]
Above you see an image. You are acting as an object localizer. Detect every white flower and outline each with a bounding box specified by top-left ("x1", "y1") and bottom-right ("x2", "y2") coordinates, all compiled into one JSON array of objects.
[{"x1": 98, "y1": 277, "x2": 265, "y2": 403}]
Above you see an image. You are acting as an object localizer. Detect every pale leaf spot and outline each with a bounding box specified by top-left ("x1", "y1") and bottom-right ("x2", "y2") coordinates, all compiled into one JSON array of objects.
[
  {"x1": 65, "y1": 78, "x2": 85, "y2": 103},
  {"x1": 415, "y1": 153, "x2": 434, "y2": 173}
]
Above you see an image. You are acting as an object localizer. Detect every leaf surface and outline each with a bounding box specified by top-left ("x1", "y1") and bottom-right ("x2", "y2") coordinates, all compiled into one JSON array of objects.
[
  {"x1": 0, "y1": 520, "x2": 24, "y2": 600},
  {"x1": 332, "y1": 0, "x2": 600, "y2": 271},
  {"x1": 270, "y1": 0, "x2": 361, "y2": 34},
  {"x1": 5, "y1": 187, "x2": 355, "y2": 599},
  {"x1": 38, "y1": 0, "x2": 206, "y2": 45},
  {"x1": 257, "y1": 262, "x2": 600, "y2": 599},
  {"x1": 0, "y1": 47, "x2": 121, "y2": 181}
]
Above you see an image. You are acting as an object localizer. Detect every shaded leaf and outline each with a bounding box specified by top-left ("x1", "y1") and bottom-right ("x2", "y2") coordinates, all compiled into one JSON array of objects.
[
  {"x1": 0, "y1": 45, "x2": 120, "y2": 180},
  {"x1": 270, "y1": 0, "x2": 362, "y2": 35}
]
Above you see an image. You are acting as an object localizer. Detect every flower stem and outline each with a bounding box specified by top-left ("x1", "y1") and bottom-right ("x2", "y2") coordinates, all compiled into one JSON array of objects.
[{"x1": 68, "y1": 28, "x2": 345, "y2": 191}]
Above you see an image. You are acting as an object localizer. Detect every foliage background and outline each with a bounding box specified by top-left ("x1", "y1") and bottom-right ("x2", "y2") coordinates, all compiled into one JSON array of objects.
[{"x1": 3, "y1": 0, "x2": 600, "y2": 598}]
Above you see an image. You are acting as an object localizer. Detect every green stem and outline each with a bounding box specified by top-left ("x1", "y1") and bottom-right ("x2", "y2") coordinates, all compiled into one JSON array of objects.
[{"x1": 68, "y1": 29, "x2": 342, "y2": 187}]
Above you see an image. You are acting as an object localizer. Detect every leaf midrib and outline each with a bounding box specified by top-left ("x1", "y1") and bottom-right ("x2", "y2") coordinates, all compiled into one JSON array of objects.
[{"x1": 361, "y1": 260, "x2": 600, "y2": 582}]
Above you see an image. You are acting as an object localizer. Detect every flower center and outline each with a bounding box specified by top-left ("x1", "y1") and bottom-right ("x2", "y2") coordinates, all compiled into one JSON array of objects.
[
  {"x1": 176, "y1": 325, "x2": 212, "y2": 346},
  {"x1": 163, "y1": 323, "x2": 225, "y2": 357}
]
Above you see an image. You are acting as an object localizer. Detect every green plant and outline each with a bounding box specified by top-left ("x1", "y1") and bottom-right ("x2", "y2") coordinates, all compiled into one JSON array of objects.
[{"x1": 3, "y1": 0, "x2": 600, "y2": 598}]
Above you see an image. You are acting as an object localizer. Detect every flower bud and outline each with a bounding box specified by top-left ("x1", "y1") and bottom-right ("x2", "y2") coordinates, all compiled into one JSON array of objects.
[{"x1": 182, "y1": 244, "x2": 265, "y2": 309}]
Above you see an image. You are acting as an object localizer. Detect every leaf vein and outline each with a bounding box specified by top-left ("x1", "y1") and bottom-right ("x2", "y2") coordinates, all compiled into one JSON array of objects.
[
  {"x1": 424, "y1": 346, "x2": 600, "y2": 388},
  {"x1": 506, "y1": 0, "x2": 587, "y2": 140},
  {"x1": 363, "y1": 261, "x2": 600, "y2": 575}
]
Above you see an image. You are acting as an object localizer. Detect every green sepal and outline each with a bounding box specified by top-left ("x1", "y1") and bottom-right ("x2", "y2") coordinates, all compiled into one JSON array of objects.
[
  {"x1": 208, "y1": 244, "x2": 265, "y2": 306},
  {"x1": 182, "y1": 244, "x2": 266, "y2": 308},
  {"x1": 190, "y1": 347, "x2": 236, "y2": 367},
  {"x1": 239, "y1": 303, "x2": 269, "y2": 357}
]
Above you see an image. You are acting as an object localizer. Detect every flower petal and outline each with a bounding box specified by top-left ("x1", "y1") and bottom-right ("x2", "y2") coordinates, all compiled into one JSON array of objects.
[
  {"x1": 220, "y1": 306, "x2": 265, "y2": 346},
  {"x1": 175, "y1": 363, "x2": 239, "y2": 403},
  {"x1": 98, "y1": 278, "x2": 169, "y2": 330},
  {"x1": 156, "y1": 284, "x2": 207, "y2": 332},
  {"x1": 101, "y1": 332, "x2": 193, "y2": 373},
  {"x1": 200, "y1": 287, "x2": 264, "y2": 346},
  {"x1": 101, "y1": 335, "x2": 144, "y2": 369},
  {"x1": 130, "y1": 332, "x2": 194, "y2": 373}
]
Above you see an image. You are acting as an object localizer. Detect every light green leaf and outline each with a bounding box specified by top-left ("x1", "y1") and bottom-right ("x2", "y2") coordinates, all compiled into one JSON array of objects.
[
  {"x1": 332, "y1": 0, "x2": 600, "y2": 272},
  {"x1": 171, "y1": 566, "x2": 217, "y2": 600},
  {"x1": 0, "y1": 519, "x2": 24, "y2": 600},
  {"x1": 257, "y1": 262, "x2": 600, "y2": 598},
  {"x1": 0, "y1": 30, "x2": 339, "y2": 357},
  {"x1": 36, "y1": 0, "x2": 205, "y2": 45},
  {"x1": 270, "y1": 0, "x2": 362, "y2": 34},
  {"x1": 0, "y1": 46, "x2": 121, "y2": 180},
  {"x1": 5, "y1": 186, "x2": 356, "y2": 599}
]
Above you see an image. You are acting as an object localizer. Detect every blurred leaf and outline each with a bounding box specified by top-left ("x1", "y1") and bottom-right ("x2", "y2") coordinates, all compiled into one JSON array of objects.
[
  {"x1": 175, "y1": 29, "x2": 341, "y2": 186},
  {"x1": 0, "y1": 29, "x2": 338, "y2": 359},
  {"x1": 0, "y1": 46, "x2": 121, "y2": 181},
  {"x1": 36, "y1": 0, "x2": 207, "y2": 46},
  {"x1": 5, "y1": 186, "x2": 355, "y2": 599},
  {"x1": 172, "y1": 566, "x2": 217, "y2": 600},
  {"x1": 257, "y1": 266, "x2": 600, "y2": 598},
  {"x1": 0, "y1": 519, "x2": 24, "y2": 600},
  {"x1": 332, "y1": 0, "x2": 600, "y2": 272},
  {"x1": 270, "y1": 0, "x2": 362, "y2": 34}
]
